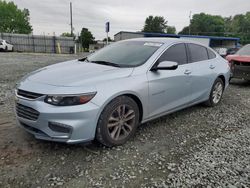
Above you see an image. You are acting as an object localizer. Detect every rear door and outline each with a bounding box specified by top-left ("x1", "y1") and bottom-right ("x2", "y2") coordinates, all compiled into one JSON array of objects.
[
  {"x1": 147, "y1": 43, "x2": 192, "y2": 118},
  {"x1": 186, "y1": 43, "x2": 217, "y2": 103}
]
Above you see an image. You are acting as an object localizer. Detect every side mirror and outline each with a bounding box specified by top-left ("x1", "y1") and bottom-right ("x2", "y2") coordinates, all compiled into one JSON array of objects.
[{"x1": 151, "y1": 61, "x2": 178, "y2": 71}]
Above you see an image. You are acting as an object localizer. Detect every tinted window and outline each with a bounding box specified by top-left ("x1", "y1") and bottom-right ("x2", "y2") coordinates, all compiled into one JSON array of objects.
[
  {"x1": 188, "y1": 44, "x2": 209, "y2": 62},
  {"x1": 158, "y1": 43, "x2": 187, "y2": 65},
  {"x1": 207, "y1": 48, "x2": 216, "y2": 59}
]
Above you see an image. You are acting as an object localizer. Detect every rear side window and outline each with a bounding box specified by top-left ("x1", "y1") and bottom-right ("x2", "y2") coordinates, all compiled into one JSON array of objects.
[
  {"x1": 207, "y1": 48, "x2": 216, "y2": 59},
  {"x1": 157, "y1": 43, "x2": 187, "y2": 65},
  {"x1": 188, "y1": 44, "x2": 209, "y2": 63}
]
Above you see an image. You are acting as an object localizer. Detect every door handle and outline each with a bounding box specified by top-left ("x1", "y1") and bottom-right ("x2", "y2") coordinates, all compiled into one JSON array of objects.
[
  {"x1": 184, "y1": 70, "x2": 192, "y2": 75},
  {"x1": 210, "y1": 65, "x2": 215, "y2": 69}
]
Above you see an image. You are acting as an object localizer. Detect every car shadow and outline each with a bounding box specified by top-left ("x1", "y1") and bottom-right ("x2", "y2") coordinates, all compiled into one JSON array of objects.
[{"x1": 230, "y1": 79, "x2": 250, "y2": 87}]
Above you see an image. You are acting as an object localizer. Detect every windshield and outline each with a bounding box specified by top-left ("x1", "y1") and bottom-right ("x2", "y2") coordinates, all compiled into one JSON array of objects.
[
  {"x1": 86, "y1": 41, "x2": 162, "y2": 67},
  {"x1": 236, "y1": 44, "x2": 250, "y2": 56}
]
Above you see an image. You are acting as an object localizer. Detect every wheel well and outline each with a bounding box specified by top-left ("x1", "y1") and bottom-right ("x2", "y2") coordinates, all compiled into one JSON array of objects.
[
  {"x1": 124, "y1": 94, "x2": 143, "y2": 122},
  {"x1": 218, "y1": 75, "x2": 226, "y2": 89}
]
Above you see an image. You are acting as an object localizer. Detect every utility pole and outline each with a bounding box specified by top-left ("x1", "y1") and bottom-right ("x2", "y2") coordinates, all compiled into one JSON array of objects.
[
  {"x1": 70, "y1": 2, "x2": 73, "y2": 37},
  {"x1": 106, "y1": 22, "x2": 110, "y2": 45},
  {"x1": 189, "y1": 11, "x2": 192, "y2": 35}
]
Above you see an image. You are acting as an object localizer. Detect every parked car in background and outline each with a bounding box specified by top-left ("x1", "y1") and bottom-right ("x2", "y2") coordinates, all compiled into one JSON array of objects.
[
  {"x1": 0, "y1": 39, "x2": 14, "y2": 52},
  {"x1": 226, "y1": 48, "x2": 239, "y2": 55},
  {"x1": 226, "y1": 44, "x2": 250, "y2": 81},
  {"x1": 15, "y1": 38, "x2": 230, "y2": 147}
]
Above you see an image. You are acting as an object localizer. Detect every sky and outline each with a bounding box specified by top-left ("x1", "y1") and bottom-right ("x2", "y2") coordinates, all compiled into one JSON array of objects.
[{"x1": 9, "y1": 0, "x2": 250, "y2": 40}]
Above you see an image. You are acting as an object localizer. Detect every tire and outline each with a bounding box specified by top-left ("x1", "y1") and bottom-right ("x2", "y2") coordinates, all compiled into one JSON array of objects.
[
  {"x1": 204, "y1": 77, "x2": 224, "y2": 107},
  {"x1": 96, "y1": 96, "x2": 140, "y2": 147}
]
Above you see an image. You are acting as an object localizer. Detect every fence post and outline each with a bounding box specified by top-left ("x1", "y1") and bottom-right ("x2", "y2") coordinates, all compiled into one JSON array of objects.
[
  {"x1": 44, "y1": 34, "x2": 46, "y2": 53},
  {"x1": 32, "y1": 35, "x2": 35, "y2": 52},
  {"x1": 53, "y1": 36, "x2": 56, "y2": 53}
]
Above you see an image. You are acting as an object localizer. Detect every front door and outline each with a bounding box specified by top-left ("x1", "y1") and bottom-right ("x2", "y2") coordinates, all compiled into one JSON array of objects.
[{"x1": 147, "y1": 43, "x2": 191, "y2": 118}]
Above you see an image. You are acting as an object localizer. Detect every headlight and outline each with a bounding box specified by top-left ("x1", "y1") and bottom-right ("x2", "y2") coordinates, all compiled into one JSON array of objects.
[{"x1": 44, "y1": 92, "x2": 96, "y2": 106}]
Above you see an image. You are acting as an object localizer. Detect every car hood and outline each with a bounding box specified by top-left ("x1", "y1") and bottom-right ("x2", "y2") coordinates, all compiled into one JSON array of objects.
[
  {"x1": 226, "y1": 55, "x2": 250, "y2": 63},
  {"x1": 26, "y1": 60, "x2": 134, "y2": 87}
]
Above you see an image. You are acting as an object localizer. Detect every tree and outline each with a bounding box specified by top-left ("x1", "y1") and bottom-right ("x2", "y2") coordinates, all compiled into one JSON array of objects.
[
  {"x1": 179, "y1": 12, "x2": 250, "y2": 44},
  {"x1": 179, "y1": 13, "x2": 225, "y2": 36},
  {"x1": 142, "y1": 16, "x2": 168, "y2": 33},
  {"x1": 0, "y1": 0, "x2": 32, "y2": 34},
  {"x1": 224, "y1": 12, "x2": 250, "y2": 44},
  {"x1": 79, "y1": 28, "x2": 95, "y2": 49},
  {"x1": 102, "y1": 37, "x2": 113, "y2": 42},
  {"x1": 61, "y1": 32, "x2": 75, "y2": 38},
  {"x1": 166, "y1": 26, "x2": 176, "y2": 34}
]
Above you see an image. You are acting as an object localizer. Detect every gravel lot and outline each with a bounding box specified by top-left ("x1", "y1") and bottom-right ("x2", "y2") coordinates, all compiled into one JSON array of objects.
[{"x1": 0, "y1": 52, "x2": 249, "y2": 188}]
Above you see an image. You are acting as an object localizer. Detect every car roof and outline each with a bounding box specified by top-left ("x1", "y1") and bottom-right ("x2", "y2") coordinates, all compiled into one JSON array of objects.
[{"x1": 122, "y1": 37, "x2": 207, "y2": 46}]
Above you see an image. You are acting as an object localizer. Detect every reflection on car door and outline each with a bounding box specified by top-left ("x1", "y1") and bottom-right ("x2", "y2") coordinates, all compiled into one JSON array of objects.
[
  {"x1": 147, "y1": 43, "x2": 192, "y2": 118},
  {"x1": 186, "y1": 43, "x2": 217, "y2": 103}
]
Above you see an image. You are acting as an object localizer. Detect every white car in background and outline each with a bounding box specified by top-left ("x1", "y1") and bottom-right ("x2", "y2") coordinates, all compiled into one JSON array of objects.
[{"x1": 0, "y1": 39, "x2": 14, "y2": 52}]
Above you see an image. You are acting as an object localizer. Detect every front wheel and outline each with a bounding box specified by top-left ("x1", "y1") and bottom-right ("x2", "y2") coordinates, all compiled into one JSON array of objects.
[
  {"x1": 204, "y1": 77, "x2": 224, "y2": 107},
  {"x1": 96, "y1": 96, "x2": 140, "y2": 147}
]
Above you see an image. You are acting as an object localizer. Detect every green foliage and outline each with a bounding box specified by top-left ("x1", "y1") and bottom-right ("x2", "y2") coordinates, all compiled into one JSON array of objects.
[
  {"x1": 61, "y1": 32, "x2": 75, "y2": 38},
  {"x1": 142, "y1": 15, "x2": 176, "y2": 34},
  {"x1": 179, "y1": 13, "x2": 225, "y2": 36},
  {"x1": 0, "y1": 0, "x2": 32, "y2": 34},
  {"x1": 224, "y1": 12, "x2": 250, "y2": 44},
  {"x1": 166, "y1": 26, "x2": 176, "y2": 34},
  {"x1": 142, "y1": 16, "x2": 168, "y2": 33},
  {"x1": 179, "y1": 12, "x2": 250, "y2": 44},
  {"x1": 79, "y1": 28, "x2": 95, "y2": 49},
  {"x1": 103, "y1": 37, "x2": 112, "y2": 42}
]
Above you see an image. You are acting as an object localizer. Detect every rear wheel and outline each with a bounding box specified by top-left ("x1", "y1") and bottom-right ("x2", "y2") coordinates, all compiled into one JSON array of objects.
[
  {"x1": 96, "y1": 96, "x2": 139, "y2": 147},
  {"x1": 204, "y1": 77, "x2": 224, "y2": 107}
]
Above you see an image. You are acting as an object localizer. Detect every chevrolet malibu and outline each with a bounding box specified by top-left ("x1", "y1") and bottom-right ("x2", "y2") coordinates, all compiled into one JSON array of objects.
[{"x1": 15, "y1": 38, "x2": 230, "y2": 147}]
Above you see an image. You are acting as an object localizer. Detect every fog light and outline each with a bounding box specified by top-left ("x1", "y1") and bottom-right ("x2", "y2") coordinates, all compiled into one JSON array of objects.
[{"x1": 48, "y1": 122, "x2": 72, "y2": 133}]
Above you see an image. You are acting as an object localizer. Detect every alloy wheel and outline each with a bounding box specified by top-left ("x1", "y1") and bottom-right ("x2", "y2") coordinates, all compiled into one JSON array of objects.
[
  {"x1": 212, "y1": 82, "x2": 223, "y2": 104},
  {"x1": 107, "y1": 104, "x2": 136, "y2": 141}
]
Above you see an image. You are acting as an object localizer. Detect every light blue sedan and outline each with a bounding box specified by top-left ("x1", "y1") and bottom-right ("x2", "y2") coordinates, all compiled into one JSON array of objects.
[{"x1": 15, "y1": 38, "x2": 230, "y2": 147}]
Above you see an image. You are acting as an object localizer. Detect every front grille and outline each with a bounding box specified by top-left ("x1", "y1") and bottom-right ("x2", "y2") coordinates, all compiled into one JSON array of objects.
[
  {"x1": 17, "y1": 89, "x2": 44, "y2": 99},
  {"x1": 16, "y1": 103, "x2": 40, "y2": 121}
]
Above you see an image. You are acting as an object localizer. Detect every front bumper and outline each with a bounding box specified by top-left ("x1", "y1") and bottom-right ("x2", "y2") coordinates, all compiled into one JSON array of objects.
[
  {"x1": 15, "y1": 95, "x2": 100, "y2": 143},
  {"x1": 232, "y1": 63, "x2": 250, "y2": 80}
]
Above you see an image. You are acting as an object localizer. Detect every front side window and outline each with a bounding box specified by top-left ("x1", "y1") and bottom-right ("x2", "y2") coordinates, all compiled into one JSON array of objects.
[
  {"x1": 157, "y1": 43, "x2": 187, "y2": 65},
  {"x1": 188, "y1": 43, "x2": 209, "y2": 63},
  {"x1": 87, "y1": 41, "x2": 162, "y2": 67}
]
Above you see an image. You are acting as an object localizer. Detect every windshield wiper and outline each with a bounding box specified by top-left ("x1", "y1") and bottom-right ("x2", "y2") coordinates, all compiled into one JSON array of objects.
[
  {"x1": 90, "y1": 61, "x2": 121, "y2": 67},
  {"x1": 78, "y1": 57, "x2": 89, "y2": 62}
]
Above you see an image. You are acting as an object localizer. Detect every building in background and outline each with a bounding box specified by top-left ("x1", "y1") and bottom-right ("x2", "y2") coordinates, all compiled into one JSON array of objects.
[{"x1": 114, "y1": 31, "x2": 240, "y2": 56}]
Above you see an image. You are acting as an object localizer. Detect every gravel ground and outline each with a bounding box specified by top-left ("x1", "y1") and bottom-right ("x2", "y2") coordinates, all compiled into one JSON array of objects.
[{"x1": 0, "y1": 52, "x2": 249, "y2": 188}]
